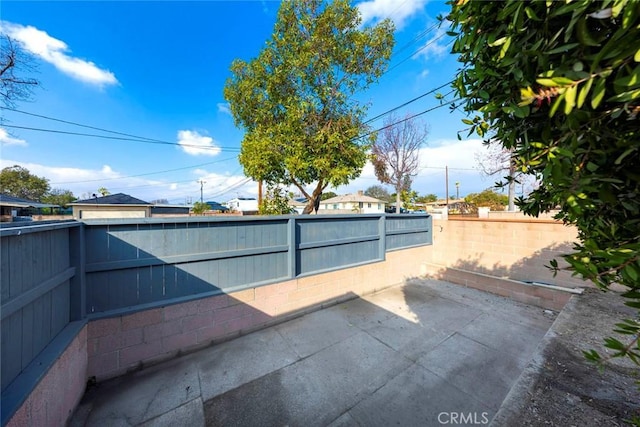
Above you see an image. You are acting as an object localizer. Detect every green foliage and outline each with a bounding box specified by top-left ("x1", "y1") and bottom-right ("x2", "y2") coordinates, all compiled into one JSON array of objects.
[
  {"x1": 364, "y1": 185, "x2": 391, "y2": 202},
  {"x1": 391, "y1": 189, "x2": 419, "y2": 211},
  {"x1": 259, "y1": 184, "x2": 293, "y2": 215},
  {"x1": 415, "y1": 193, "x2": 438, "y2": 203},
  {"x1": 191, "y1": 201, "x2": 209, "y2": 215},
  {"x1": 224, "y1": 0, "x2": 394, "y2": 214},
  {"x1": 97, "y1": 187, "x2": 110, "y2": 196},
  {"x1": 449, "y1": 0, "x2": 640, "y2": 364},
  {"x1": 0, "y1": 165, "x2": 50, "y2": 201},
  {"x1": 41, "y1": 188, "x2": 76, "y2": 208},
  {"x1": 464, "y1": 189, "x2": 509, "y2": 211},
  {"x1": 321, "y1": 191, "x2": 338, "y2": 201}
]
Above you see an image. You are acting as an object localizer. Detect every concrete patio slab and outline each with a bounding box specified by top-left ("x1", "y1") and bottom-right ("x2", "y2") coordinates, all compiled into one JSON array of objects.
[
  {"x1": 70, "y1": 354, "x2": 201, "y2": 426},
  {"x1": 416, "y1": 333, "x2": 523, "y2": 411},
  {"x1": 197, "y1": 327, "x2": 299, "y2": 401},
  {"x1": 458, "y1": 311, "x2": 549, "y2": 358},
  {"x1": 139, "y1": 398, "x2": 204, "y2": 427},
  {"x1": 274, "y1": 307, "x2": 362, "y2": 358},
  {"x1": 346, "y1": 362, "x2": 489, "y2": 426},
  {"x1": 204, "y1": 332, "x2": 413, "y2": 427},
  {"x1": 70, "y1": 279, "x2": 556, "y2": 427}
]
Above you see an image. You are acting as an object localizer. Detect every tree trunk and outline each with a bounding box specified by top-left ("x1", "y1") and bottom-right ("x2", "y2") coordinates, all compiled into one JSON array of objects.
[
  {"x1": 507, "y1": 160, "x2": 516, "y2": 211},
  {"x1": 302, "y1": 185, "x2": 323, "y2": 214},
  {"x1": 395, "y1": 187, "x2": 401, "y2": 213}
]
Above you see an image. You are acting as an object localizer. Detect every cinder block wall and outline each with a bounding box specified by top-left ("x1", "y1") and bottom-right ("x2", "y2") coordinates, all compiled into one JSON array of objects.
[
  {"x1": 86, "y1": 246, "x2": 430, "y2": 382},
  {"x1": 7, "y1": 327, "x2": 88, "y2": 427},
  {"x1": 424, "y1": 218, "x2": 590, "y2": 289}
]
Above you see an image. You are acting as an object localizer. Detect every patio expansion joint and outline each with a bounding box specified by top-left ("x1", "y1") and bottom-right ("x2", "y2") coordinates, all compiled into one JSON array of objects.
[{"x1": 419, "y1": 361, "x2": 501, "y2": 412}]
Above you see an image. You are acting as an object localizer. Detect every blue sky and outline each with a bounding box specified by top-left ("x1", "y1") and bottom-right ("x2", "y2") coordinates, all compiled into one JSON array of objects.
[{"x1": 0, "y1": 0, "x2": 496, "y2": 204}]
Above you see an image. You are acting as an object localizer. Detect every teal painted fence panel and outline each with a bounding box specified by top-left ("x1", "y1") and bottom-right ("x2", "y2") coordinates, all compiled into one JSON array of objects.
[
  {"x1": 0, "y1": 223, "x2": 77, "y2": 393},
  {"x1": 385, "y1": 214, "x2": 433, "y2": 251}
]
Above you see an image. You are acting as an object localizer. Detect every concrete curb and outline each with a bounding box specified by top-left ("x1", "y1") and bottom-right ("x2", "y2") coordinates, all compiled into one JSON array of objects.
[
  {"x1": 490, "y1": 296, "x2": 577, "y2": 425},
  {"x1": 491, "y1": 289, "x2": 640, "y2": 426}
]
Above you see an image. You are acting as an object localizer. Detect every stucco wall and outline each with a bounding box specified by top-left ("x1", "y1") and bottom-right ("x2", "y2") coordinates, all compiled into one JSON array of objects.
[
  {"x1": 423, "y1": 218, "x2": 590, "y2": 289},
  {"x1": 86, "y1": 246, "x2": 429, "y2": 382},
  {"x1": 6, "y1": 326, "x2": 88, "y2": 427}
]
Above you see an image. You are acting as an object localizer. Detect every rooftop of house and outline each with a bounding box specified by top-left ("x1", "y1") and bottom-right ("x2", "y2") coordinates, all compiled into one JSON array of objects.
[
  {"x1": 288, "y1": 199, "x2": 307, "y2": 207},
  {"x1": 71, "y1": 193, "x2": 151, "y2": 206},
  {"x1": 321, "y1": 193, "x2": 384, "y2": 204},
  {"x1": 0, "y1": 194, "x2": 59, "y2": 209}
]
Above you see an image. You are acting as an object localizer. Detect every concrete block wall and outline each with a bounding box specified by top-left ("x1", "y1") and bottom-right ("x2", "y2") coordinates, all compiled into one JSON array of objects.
[
  {"x1": 426, "y1": 265, "x2": 573, "y2": 311},
  {"x1": 425, "y1": 218, "x2": 591, "y2": 289},
  {"x1": 86, "y1": 246, "x2": 430, "y2": 382},
  {"x1": 7, "y1": 326, "x2": 88, "y2": 427}
]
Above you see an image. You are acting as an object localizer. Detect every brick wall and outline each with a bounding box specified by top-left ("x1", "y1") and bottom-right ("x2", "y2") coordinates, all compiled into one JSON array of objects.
[
  {"x1": 7, "y1": 326, "x2": 88, "y2": 427},
  {"x1": 86, "y1": 246, "x2": 430, "y2": 381},
  {"x1": 424, "y1": 218, "x2": 591, "y2": 289}
]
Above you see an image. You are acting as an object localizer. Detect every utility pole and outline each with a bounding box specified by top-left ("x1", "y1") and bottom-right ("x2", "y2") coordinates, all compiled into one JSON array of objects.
[
  {"x1": 197, "y1": 179, "x2": 206, "y2": 203},
  {"x1": 445, "y1": 166, "x2": 449, "y2": 207}
]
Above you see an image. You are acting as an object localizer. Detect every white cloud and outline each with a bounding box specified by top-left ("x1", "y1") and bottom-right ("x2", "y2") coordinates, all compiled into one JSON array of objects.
[
  {"x1": 217, "y1": 102, "x2": 231, "y2": 116},
  {"x1": 0, "y1": 21, "x2": 118, "y2": 86},
  {"x1": 414, "y1": 27, "x2": 449, "y2": 60},
  {"x1": 0, "y1": 128, "x2": 27, "y2": 146},
  {"x1": 0, "y1": 158, "x2": 253, "y2": 204},
  {"x1": 358, "y1": 0, "x2": 428, "y2": 30},
  {"x1": 177, "y1": 130, "x2": 221, "y2": 157}
]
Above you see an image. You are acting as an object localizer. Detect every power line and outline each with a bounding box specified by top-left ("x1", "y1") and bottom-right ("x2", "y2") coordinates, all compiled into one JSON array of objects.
[
  {"x1": 107, "y1": 178, "x2": 196, "y2": 192},
  {"x1": 357, "y1": 91, "x2": 458, "y2": 141},
  {"x1": 49, "y1": 156, "x2": 238, "y2": 185},
  {"x1": 1, "y1": 124, "x2": 240, "y2": 152},
  {"x1": 3, "y1": 107, "x2": 172, "y2": 143},
  {"x1": 205, "y1": 177, "x2": 252, "y2": 199},
  {"x1": 384, "y1": 33, "x2": 452, "y2": 76},
  {"x1": 391, "y1": 21, "x2": 440, "y2": 59},
  {"x1": 364, "y1": 80, "x2": 453, "y2": 125}
]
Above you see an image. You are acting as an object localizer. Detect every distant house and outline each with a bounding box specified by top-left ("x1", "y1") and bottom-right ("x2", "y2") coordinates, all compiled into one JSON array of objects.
[
  {"x1": 150, "y1": 204, "x2": 191, "y2": 216},
  {"x1": 205, "y1": 201, "x2": 229, "y2": 212},
  {"x1": 70, "y1": 193, "x2": 152, "y2": 219},
  {"x1": 288, "y1": 198, "x2": 307, "y2": 214},
  {"x1": 0, "y1": 194, "x2": 58, "y2": 222},
  {"x1": 226, "y1": 197, "x2": 258, "y2": 214},
  {"x1": 319, "y1": 191, "x2": 385, "y2": 214}
]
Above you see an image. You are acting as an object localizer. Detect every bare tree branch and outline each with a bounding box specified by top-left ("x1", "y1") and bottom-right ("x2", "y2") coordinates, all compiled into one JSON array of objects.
[
  {"x1": 1, "y1": 34, "x2": 39, "y2": 110},
  {"x1": 371, "y1": 113, "x2": 428, "y2": 213}
]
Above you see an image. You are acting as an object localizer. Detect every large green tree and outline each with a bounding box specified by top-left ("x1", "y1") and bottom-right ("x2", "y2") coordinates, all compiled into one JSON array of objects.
[
  {"x1": 0, "y1": 165, "x2": 50, "y2": 200},
  {"x1": 259, "y1": 184, "x2": 293, "y2": 215},
  {"x1": 364, "y1": 185, "x2": 391, "y2": 202},
  {"x1": 224, "y1": 0, "x2": 394, "y2": 214},
  {"x1": 415, "y1": 193, "x2": 438, "y2": 204},
  {"x1": 41, "y1": 188, "x2": 76, "y2": 208},
  {"x1": 448, "y1": 0, "x2": 640, "y2": 363},
  {"x1": 465, "y1": 189, "x2": 508, "y2": 211}
]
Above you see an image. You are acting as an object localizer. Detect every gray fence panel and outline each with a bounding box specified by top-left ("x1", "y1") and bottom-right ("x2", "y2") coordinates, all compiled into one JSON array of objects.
[
  {"x1": 297, "y1": 240, "x2": 380, "y2": 276},
  {"x1": 0, "y1": 223, "x2": 76, "y2": 392},
  {"x1": 385, "y1": 214, "x2": 432, "y2": 251},
  {"x1": 1, "y1": 237, "x2": 9, "y2": 303},
  {"x1": 84, "y1": 219, "x2": 291, "y2": 313},
  {"x1": 296, "y1": 216, "x2": 383, "y2": 276},
  {"x1": 1, "y1": 311, "x2": 22, "y2": 391}
]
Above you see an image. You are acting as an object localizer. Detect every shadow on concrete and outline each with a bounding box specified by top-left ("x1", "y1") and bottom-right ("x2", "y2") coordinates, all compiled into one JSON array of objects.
[
  {"x1": 71, "y1": 276, "x2": 555, "y2": 427},
  {"x1": 448, "y1": 242, "x2": 583, "y2": 288}
]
